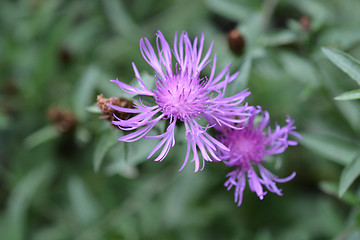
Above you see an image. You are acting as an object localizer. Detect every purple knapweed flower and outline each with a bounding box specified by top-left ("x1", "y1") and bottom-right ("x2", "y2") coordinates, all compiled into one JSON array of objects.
[
  {"x1": 109, "y1": 31, "x2": 252, "y2": 172},
  {"x1": 216, "y1": 107, "x2": 300, "y2": 206}
]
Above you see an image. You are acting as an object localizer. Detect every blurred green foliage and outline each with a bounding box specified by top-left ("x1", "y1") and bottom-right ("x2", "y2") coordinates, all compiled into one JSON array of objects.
[{"x1": 2, "y1": 0, "x2": 360, "y2": 239}]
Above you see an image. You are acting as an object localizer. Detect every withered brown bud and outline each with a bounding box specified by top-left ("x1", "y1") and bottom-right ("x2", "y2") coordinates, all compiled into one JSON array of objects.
[
  {"x1": 299, "y1": 16, "x2": 311, "y2": 32},
  {"x1": 227, "y1": 29, "x2": 245, "y2": 55},
  {"x1": 96, "y1": 94, "x2": 134, "y2": 122},
  {"x1": 4, "y1": 79, "x2": 18, "y2": 95},
  {"x1": 47, "y1": 107, "x2": 77, "y2": 134},
  {"x1": 58, "y1": 46, "x2": 73, "y2": 64}
]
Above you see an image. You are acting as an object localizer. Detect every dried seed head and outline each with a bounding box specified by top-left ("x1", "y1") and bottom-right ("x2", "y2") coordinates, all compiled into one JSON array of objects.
[
  {"x1": 47, "y1": 107, "x2": 77, "y2": 133},
  {"x1": 58, "y1": 45, "x2": 73, "y2": 64},
  {"x1": 97, "y1": 94, "x2": 134, "y2": 121},
  {"x1": 4, "y1": 79, "x2": 18, "y2": 95},
  {"x1": 227, "y1": 29, "x2": 245, "y2": 55}
]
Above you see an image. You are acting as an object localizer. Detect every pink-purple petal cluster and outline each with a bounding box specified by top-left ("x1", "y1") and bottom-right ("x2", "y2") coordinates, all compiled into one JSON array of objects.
[
  {"x1": 217, "y1": 107, "x2": 300, "y2": 206},
  {"x1": 111, "y1": 31, "x2": 252, "y2": 172}
]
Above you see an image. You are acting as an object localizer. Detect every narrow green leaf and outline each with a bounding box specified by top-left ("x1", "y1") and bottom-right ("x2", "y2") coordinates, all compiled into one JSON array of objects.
[
  {"x1": 101, "y1": 0, "x2": 138, "y2": 37},
  {"x1": 319, "y1": 181, "x2": 359, "y2": 206},
  {"x1": 126, "y1": 136, "x2": 160, "y2": 165},
  {"x1": 0, "y1": 111, "x2": 10, "y2": 130},
  {"x1": 228, "y1": 54, "x2": 252, "y2": 96},
  {"x1": 320, "y1": 64, "x2": 360, "y2": 132},
  {"x1": 23, "y1": 125, "x2": 59, "y2": 149},
  {"x1": 163, "y1": 165, "x2": 206, "y2": 227},
  {"x1": 205, "y1": 0, "x2": 251, "y2": 22},
  {"x1": 335, "y1": 88, "x2": 360, "y2": 101},
  {"x1": 319, "y1": 28, "x2": 360, "y2": 50},
  {"x1": 105, "y1": 123, "x2": 165, "y2": 177},
  {"x1": 262, "y1": 30, "x2": 298, "y2": 47},
  {"x1": 74, "y1": 168, "x2": 173, "y2": 240},
  {"x1": 301, "y1": 133, "x2": 358, "y2": 165},
  {"x1": 344, "y1": 230, "x2": 360, "y2": 240},
  {"x1": 68, "y1": 177, "x2": 102, "y2": 225},
  {"x1": 319, "y1": 181, "x2": 337, "y2": 197},
  {"x1": 322, "y1": 47, "x2": 360, "y2": 86},
  {"x1": 4, "y1": 162, "x2": 54, "y2": 240},
  {"x1": 241, "y1": 13, "x2": 263, "y2": 52},
  {"x1": 105, "y1": 157, "x2": 138, "y2": 178},
  {"x1": 86, "y1": 104, "x2": 102, "y2": 114},
  {"x1": 73, "y1": 65, "x2": 100, "y2": 121},
  {"x1": 93, "y1": 127, "x2": 122, "y2": 172},
  {"x1": 339, "y1": 155, "x2": 360, "y2": 197},
  {"x1": 280, "y1": 52, "x2": 320, "y2": 87}
]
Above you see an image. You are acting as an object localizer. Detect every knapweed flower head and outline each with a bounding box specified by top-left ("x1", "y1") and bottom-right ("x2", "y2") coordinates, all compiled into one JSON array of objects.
[
  {"x1": 109, "y1": 31, "x2": 252, "y2": 172},
  {"x1": 217, "y1": 107, "x2": 300, "y2": 206}
]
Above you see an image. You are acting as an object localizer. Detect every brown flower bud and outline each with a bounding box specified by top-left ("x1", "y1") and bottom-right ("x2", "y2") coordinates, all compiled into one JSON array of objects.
[
  {"x1": 58, "y1": 45, "x2": 73, "y2": 65},
  {"x1": 47, "y1": 107, "x2": 77, "y2": 134},
  {"x1": 4, "y1": 79, "x2": 18, "y2": 95},
  {"x1": 96, "y1": 94, "x2": 134, "y2": 122},
  {"x1": 227, "y1": 29, "x2": 245, "y2": 55}
]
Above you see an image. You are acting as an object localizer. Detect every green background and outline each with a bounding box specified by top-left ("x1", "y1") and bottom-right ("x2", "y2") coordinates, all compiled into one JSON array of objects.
[{"x1": 1, "y1": 0, "x2": 360, "y2": 239}]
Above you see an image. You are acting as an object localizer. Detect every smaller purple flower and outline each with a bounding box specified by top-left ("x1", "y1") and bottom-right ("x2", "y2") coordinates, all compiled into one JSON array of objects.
[{"x1": 216, "y1": 107, "x2": 300, "y2": 206}]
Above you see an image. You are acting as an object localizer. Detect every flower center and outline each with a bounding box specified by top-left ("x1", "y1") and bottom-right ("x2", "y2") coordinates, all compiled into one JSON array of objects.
[
  {"x1": 154, "y1": 75, "x2": 208, "y2": 121},
  {"x1": 225, "y1": 127, "x2": 266, "y2": 167}
]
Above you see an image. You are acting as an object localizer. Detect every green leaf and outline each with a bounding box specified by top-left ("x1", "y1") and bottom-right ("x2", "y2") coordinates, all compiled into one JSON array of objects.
[
  {"x1": 68, "y1": 176, "x2": 102, "y2": 225},
  {"x1": 319, "y1": 27, "x2": 360, "y2": 50},
  {"x1": 335, "y1": 88, "x2": 360, "y2": 101},
  {"x1": 126, "y1": 136, "x2": 160, "y2": 166},
  {"x1": 301, "y1": 133, "x2": 358, "y2": 165},
  {"x1": 23, "y1": 125, "x2": 59, "y2": 149},
  {"x1": 101, "y1": 0, "x2": 138, "y2": 37},
  {"x1": 93, "y1": 126, "x2": 122, "y2": 172},
  {"x1": 279, "y1": 52, "x2": 320, "y2": 87},
  {"x1": 339, "y1": 155, "x2": 360, "y2": 197},
  {"x1": 319, "y1": 63, "x2": 360, "y2": 132},
  {"x1": 241, "y1": 13, "x2": 263, "y2": 52},
  {"x1": 3, "y1": 162, "x2": 54, "y2": 240},
  {"x1": 105, "y1": 156, "x2": 138, "y2": 178},
  {"x1": 73, "y1": 65, "x2": 100, "y2": 121},
  {"x1": 0, "y1": 111, "x2": 10, "y2": 130},
  {"x1": 343, "y1": 230, "x2": 360, "y2": 240},
  {"x1": 86, "y1": 104, "x2": 102, "y2": 114},
  {"x1": 205, "y1": 0, "x2": 251, "y2": 22},
  {"x1": 228, "y1": 54, "x2": 252, "y2": 95},
  {"x1": 162, "y1": 165, "x2": 207, "y2": 227},
  {"x1": 322, "y1": 47, "x2": 360, "y2": 86},
  {"x1": 261, "y1": 30, "x2": 298, "y2": 47},
  {"x1": 319, "y1": 181, "x2": 359, "y2": 206}
]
